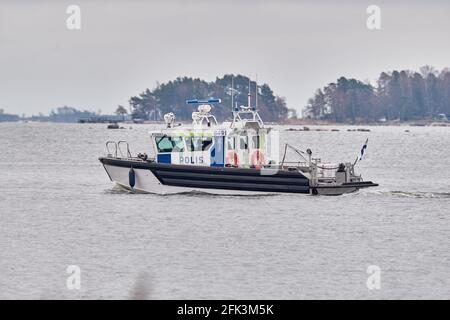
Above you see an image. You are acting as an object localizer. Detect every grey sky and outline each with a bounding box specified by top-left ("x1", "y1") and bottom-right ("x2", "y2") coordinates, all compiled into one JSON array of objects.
[{"x1": 0, "y1": 0, "x2": 449, "y2": 116}]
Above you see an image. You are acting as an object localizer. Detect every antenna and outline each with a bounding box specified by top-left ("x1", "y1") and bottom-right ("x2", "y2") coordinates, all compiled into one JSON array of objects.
[
  {"x1": 226, "y1": 77, "x2": 240, "y2": 112},
  {"x1": 248, "y1": 77, "x2": 251, "y2": 109},
  {"x1": 231, "y1": 76, "x2": 234, "y2": 114},
  {"x1": 255, "y1": 74, "x2": 258, "y2": 110}
]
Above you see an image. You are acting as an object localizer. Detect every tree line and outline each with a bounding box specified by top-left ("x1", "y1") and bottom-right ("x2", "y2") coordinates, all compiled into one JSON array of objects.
[
  {"x1": 304, "y1": 66, "x2": 450, "y2": 123},
  {"x1": 127, "y1": 74, "x2": 292, "y2": 122}
]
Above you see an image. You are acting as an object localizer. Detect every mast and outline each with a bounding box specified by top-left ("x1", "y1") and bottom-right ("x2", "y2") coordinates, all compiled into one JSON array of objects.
[
  {"x1": 231, "y1": 76, "x2": 234, "y2": 113},
  {"x1": 255, "y1": 74, "x2": 258, "y2": 110},
  {"x1": 248, "y1": 78, "x2": 251, "y2": 109}
]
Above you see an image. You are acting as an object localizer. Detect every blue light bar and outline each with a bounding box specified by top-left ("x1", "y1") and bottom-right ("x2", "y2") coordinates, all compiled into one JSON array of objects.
[{"x1": 186, "y1": 98, "x2": 221, "y2": 105}]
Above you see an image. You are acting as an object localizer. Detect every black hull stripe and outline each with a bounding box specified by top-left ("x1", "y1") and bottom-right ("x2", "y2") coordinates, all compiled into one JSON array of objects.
[
  {"x1": 161, "y1": 178, "x2": 310, "y2": 193},
  {"x1": 154, "y1": 170, "x2": 309, "y2": 186}
]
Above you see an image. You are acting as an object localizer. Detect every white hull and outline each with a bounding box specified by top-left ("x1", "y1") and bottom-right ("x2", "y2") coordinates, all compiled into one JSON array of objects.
[
  {"x1": 103, "y1": 164, "x2": 272, "y2": 195},
  {"x1": 314, "y1": 186, "x2": 358, "y2": 196}
]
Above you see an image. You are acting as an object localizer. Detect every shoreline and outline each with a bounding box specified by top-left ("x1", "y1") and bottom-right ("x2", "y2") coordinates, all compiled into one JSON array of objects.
[
  {"x1": 1, "y1": 119, "x2": 449, "y2": 127},
  {"x1": 280, "y1": 119, "x2": 450, "y2": 127}
]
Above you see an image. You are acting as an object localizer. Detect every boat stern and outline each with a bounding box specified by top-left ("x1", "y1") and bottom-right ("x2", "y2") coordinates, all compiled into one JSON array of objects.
[{"x1": 311, "y1": 181, "x2": 379, "y2": 196}]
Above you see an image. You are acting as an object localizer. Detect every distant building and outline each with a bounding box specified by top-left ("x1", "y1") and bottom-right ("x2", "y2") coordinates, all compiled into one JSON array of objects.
[
  {"x1": 0, "y1": 112, "x2": 20, "y2": 122},
  {"x1": 77, "y1": 114, "x2": 132, "y2": 123}
]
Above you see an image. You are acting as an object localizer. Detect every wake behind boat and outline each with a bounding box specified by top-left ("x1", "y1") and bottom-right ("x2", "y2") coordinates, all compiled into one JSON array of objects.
[{"x1": 99, "y1": 84, "x2": 378, "y2": 196}]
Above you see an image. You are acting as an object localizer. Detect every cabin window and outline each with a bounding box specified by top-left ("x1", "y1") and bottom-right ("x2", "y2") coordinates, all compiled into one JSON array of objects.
[
  {"x1": 201, "y1": 137, "x2": 213, "y2": 150},
  {"x1": 240, "y1": 136, "x2": 248, "y2": 150},
  {"x1": 171, "y1": 137, "x2": 185, "y2": 152},
  {"x1": 155, "y1": 136, "x2": 173, "y2": 153},
  {"x1": 192, "y1": 138, "x2": 203, "y2": 151},
  {"x1": 155, "y1": 136, "x2": 185, "y2": 153},
  {"x1": 251, "y1": 136, "x2": 260, "y2": 149},
  {"x1": 185, "y1": 137, "x2": 194, "y2": 151},
  {"x1": 185, "y1": 137, "x2": 213, "y2": 151},
  {"x1": 227, "y1": 136, "x2": 236, "y2": 150}
]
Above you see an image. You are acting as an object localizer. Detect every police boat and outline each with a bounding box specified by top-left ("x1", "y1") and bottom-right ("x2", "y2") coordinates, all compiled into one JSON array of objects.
[{"x1": 99, "y1": 96, "x2": 378, "y2": 195}]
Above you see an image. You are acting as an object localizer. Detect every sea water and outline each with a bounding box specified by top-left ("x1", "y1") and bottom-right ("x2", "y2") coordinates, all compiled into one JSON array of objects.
[{"x1": 0, "y1": 123, "x2": 449, "y2": 299}]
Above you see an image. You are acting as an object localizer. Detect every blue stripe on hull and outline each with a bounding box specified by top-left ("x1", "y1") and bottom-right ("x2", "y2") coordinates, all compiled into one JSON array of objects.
[{"x1": 157, "y1": 154, "x2": 171, "y2": 163}]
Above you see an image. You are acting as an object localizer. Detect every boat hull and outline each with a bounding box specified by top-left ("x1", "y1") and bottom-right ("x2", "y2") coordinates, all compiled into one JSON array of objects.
[
  {"x1": 100, "y1": 157, "x2": 310, "y2": 195},
  {"x1": 99, "y1": 157, "x2": 378, "y2": 195}
]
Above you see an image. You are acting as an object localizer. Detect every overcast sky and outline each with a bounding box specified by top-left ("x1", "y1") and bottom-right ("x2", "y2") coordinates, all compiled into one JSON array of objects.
[{"x1": 0, "y1": 0, "x2": 449, "y2": 116}]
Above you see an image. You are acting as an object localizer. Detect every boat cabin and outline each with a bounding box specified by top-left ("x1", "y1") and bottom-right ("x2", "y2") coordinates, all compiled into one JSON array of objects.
[{"x1": 150, "y1": 99, "x2": 279, "y2": 168}]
